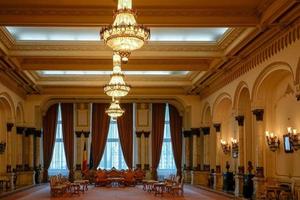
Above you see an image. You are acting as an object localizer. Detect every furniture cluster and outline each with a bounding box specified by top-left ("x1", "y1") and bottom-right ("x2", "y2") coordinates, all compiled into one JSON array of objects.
[
  {"x1": 50, "y1": 174, "x2": 89, "y2": 197},
  {"x1": 142, "y1": 175, "x2": 184, "y2": 196},
  {"x1": 93, "y1": 168, "x2": 145, "y2": 187}
]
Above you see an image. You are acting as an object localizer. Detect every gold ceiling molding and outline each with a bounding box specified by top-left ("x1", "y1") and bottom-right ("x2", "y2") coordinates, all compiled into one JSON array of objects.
[
  {"x1": 199, "y1": 19, "x2": 300, "y2": 98},
  {"x1": 0, "y1": 7, "x2": 258, "y2": 26}
]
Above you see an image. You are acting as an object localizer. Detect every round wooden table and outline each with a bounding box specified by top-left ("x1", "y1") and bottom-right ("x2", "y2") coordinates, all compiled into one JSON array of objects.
[{"x1": 153, "y1": 182, "x2": 166, "y2": 196}]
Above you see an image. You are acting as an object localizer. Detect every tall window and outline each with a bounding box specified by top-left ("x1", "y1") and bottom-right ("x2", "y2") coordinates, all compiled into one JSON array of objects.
[
  {"x1": 49, "y1": 104, "x2": 68, "y2": 175},
  {"x1": 158, "y1": 104, "x2": 176, "y2": 178},
  {"x1": 99, "y1": 119, "x2": 127, "y2": 170}
]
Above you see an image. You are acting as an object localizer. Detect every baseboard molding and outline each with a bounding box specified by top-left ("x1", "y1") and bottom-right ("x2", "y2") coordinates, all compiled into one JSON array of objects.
[
  {"x1": 194, "y1": 185, "x2": 236, "y2": 198},
  {"x1": 0, "y1": 184, "x2": 44, "y2": 198}
]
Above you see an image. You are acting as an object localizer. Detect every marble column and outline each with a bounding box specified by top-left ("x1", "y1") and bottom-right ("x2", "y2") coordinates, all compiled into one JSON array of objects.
[
  {"x1": 27, "y1": 128, "x2": 35, "y2": 171},
  {"x1": 252, "y1": 109, "x2": 264, "y2": 176},
  {"x1": 16, "y1": 127, "x2": 25, "y2": 171},
  {"x1": 75, "y1": 131, "x2": 82, "y2": 171},
  {"x1": 83, "y1": 131, "x2": 90, "y2": 167},
  {"x1": 234, "y1": 116, "x2": 245, "y2": 197},
  {"x1": 34, "y1": 129, "x2": 42, "y2": 184},
  {"x1": 6, "y1": 123, "x2": 14, "y2": 173},
  {"x1": 202, "y1": 127, "x2": 210, "y2": 170},
  {"x1": 23, "y1": 128, "x2": 30, "y2": 171},
  {"x1": 183, "y1": 130, "x2": 192, "y2": 183},
  {"x1": 191, "y1": 128, "x2": 200, "y2": 170},
  {"x1": 191, "y1": 128, "x2": 200, "y2": 185},
  {"x1": 252, "y1": 109, "x2": 265, "y2": 199},
  {"x1": 135, "y1": 131, "x2": 143, "y2": 169},
  {"x1": 143, "y1": 132, "x2": 150, "y2": 171},
  {"x1": 213, "y1": 123, "x2": 222, "y2": 190}
]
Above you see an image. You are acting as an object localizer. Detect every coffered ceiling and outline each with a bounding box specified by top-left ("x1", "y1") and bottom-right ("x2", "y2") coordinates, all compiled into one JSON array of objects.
[{"x1": 0, "y1": 0, "x2": 299, "y2": 97}]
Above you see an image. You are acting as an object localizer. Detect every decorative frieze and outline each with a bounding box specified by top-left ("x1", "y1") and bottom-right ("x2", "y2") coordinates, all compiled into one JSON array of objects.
[
  {"x1": 183, "y1": 130, "x2": 192, "y2": 138},
  {"x1": 16, "y1": 127, "x2": 25, "y2": 135}
]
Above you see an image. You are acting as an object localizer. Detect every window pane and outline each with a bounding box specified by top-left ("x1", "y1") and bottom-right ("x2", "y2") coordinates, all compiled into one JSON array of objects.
[
  {"x1": 158, "y1": 103, "x2": 176, "y2": 179},
  {"x1": 99, "y1": 119, "x2": 127, "y2": 170},
  {"x1": 49, "y1": 104, "x2": 68, "y2": 176}
]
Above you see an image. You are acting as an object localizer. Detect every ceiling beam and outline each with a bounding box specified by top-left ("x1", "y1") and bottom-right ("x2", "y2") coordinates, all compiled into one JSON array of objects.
[
  {"x1": 21, "y1": 58, "x2": 211, "y2": 71},
  {"x1": 0, "y1": 7, "x2": 258, "y2": 27}
]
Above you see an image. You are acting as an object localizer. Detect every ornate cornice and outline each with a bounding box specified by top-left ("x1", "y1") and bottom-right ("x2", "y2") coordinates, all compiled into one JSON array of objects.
[{"x1": 199, "y1": 18, "x2": 300, "y2": 98}]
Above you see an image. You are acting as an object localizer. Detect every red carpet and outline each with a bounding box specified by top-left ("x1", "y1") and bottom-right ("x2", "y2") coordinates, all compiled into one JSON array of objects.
[{"x1": 1, "y1": 185, "x2": 232, "y2": 200}]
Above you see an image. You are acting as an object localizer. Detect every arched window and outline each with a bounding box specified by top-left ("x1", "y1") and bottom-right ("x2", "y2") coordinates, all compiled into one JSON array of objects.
[
  {"x1": 49, "y1": 104, "x2": 68, "y2": 175},
  {"x1": 99, "y1": 119, "x2": 127, "y2": 169},
  {"x1": 158, "y1": 103, "x2": 176, "y2": 178}
]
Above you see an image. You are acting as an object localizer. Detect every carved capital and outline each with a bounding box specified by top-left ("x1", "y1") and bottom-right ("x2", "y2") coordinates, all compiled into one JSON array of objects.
[
  {"x1": 235, "y1": 115, "x2": 245, "y2": 126},
  {"x1": 191, "y1": 128, "x2": 200, "y2": 137},
  {"x1": 201, "y1": 127, "x2": 210, "y2": 135},
  {"x1": 183, "y1": 130, "x2": 192, "y2": 138},
  {"x1": 25, "y1": 128, "x2": 36, "y2": 137},
  {"x1": 143, "y1": 131, "x2": 150, "y2": 138},
  {"x1": 136, "y1": 131, "x2": 143, "y2": 138},
  {"x1": 16, "y1": 127, "x2": 25, "y2": 135},
  {"x1": 83, "y1": 131, "x2": 90, "y2": 138},
  {"x1": 213, "y1": 123, "x2": 221, "y2": 132},
  {"x1": 35, "y1": 130, "x2": 42, "y2": 138},
  {"x1": 6, "y1": 123, "x2": 14, "y2": 132},
  {"x1": 252, "y1": 109, "x2": 264, "y2": 121},
  {"x1": 75, "y1": 131, "x2": 82, "y2": 138}
]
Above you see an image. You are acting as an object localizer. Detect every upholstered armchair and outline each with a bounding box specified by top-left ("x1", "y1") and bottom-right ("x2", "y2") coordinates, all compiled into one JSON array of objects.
[
  {"x1": 134, "y1": 168, "x2": 145, "y2": 184},
  {"x1": 95, "y1": 170, "x2": 109, "y2": 187},
  {"x1": 123, "y1": 170, "x2": 136, "y2": 186}
]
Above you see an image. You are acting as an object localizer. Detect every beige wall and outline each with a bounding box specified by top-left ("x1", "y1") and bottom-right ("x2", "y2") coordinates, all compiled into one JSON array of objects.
[{"x1": 200, "y1": 39, "x2": 300, "y2": 181}]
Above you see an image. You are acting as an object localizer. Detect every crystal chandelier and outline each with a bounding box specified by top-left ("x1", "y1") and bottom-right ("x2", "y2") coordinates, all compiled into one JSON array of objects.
[
  {"x1": 104, "y1": 53, "x2": 131, "y2": 97},
  {"x1": 100, "y1": 0, "x2": 150, "y2": 62},
  {"x1": 105, "y1": 99, "x2": 125, "y2": 120}
]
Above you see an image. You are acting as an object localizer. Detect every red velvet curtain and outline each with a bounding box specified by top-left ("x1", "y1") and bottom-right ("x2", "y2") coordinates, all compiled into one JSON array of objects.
[
  {"x1": 117, "y1": 103, "x2": 133, "y2": 169},
  {"x1": 61, "y1": 103, "x2": 74, "y2": 181},
  {"x1": 151, "y1": 103, "x2": 166, "y2": 180},
  {"x1": 91, "y1": 103, "x2": 110, "y2": 169},
  {"x1": 169, "y1": 104, "x2": 183, "y2": 177},
  {"x1": 42, "y1": 103, "x2": 58, "y2": 182}
]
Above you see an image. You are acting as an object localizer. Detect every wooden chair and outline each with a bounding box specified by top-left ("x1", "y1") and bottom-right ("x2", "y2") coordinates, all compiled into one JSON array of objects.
[
  {"x1": 170, "y1": 177, "x2": 184, "y2": 196},
  {"x1": 134, "y1": 168, "x2": 145, "y2": 184},
  {"x1": 49, "y1": 176, "x2": 67, "y2": 197},
  {"x1": 95, "y1": 170, "x2": 109, "y2": 187},
  {"x1": 124, "y1": 170, "x2": 136, "y2": 186}
]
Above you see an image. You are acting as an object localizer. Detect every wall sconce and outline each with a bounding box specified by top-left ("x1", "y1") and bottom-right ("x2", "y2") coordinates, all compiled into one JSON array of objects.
[
  {"x1": 265, "y1": 131, "x2": 280, "y2": 152},
  {"x1": 221, "y1": 139, "x2": 231, "y2": 155},
  {"x1": 0, "y1": 141, "x2": 6, "y2": 154},
  {"x1": 231, "y1": 138, "x2": 239, "y2": 158},
  {"x1": 287, "y1": 127, "x2": 300, "y2": 151}
]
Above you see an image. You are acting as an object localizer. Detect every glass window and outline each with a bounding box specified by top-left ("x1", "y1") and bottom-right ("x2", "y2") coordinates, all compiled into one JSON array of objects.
[
  {"x1": 99, "y1": 119, "x2": 127, "y2": 170},
  {"x1": 49, "y1": 104, "x2": 68, "y2": 176},
  {"x1": 158, "y1": 104, "x2": 176, "y2": 179}
]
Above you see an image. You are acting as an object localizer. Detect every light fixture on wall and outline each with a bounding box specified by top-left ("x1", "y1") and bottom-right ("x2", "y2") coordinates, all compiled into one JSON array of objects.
[
  {"x1": 100, "y1": 0, "x2": 150, "y2": 62},
  {"x1": 231, "y1": 138, "x2": 239, "y2": 158},
  {"x1": 221, "y1": 139, "x2": 231, "y2": 155},
  {"x1": 0, "y1": 141, "x2": 6, "y2": 154},
  {"x1": 287, "y1": 127, "x2": 300, "y2": 151},
  {"x1": 265, "y1": 131, "x2": 280, "y2": 152},
  {"x1": 105, "y1": 98, "x2": 125, "y2": 120}
]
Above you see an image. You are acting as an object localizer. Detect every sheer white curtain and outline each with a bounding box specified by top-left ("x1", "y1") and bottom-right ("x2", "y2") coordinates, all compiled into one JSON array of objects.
[
  {"x1": 49, "y1": 104, "x2": 68, "y2": 176},
  {"x1": 99, "y1": 119, "x2": 127, "y2": 170},
  {"x1": 157, "y1": 104, "x2": 176, "y2": 179}
]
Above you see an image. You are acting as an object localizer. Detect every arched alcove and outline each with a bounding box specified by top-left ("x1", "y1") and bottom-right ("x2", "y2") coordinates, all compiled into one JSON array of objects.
[
  {"x1": 0, "y1": 93, "x2": 14, "y2": 173},
  {"x1": 252, "y1": 62, "x2": 298, "y2": 179},
  {"x1": 212, "y1": 94, "x2": 233, "y2": 172}
]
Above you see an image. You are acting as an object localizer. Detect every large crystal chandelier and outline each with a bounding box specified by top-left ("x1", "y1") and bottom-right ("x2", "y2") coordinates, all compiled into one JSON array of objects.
[
  {"x1": 104, "y1": 53, "x2": 131, "y2": 97},
  {"x1": 100, "y1": 0, "x2": 150, "y2": 62},
  {"x1": 105, "y1": 99, "x2": 125, "y2": 120}
]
